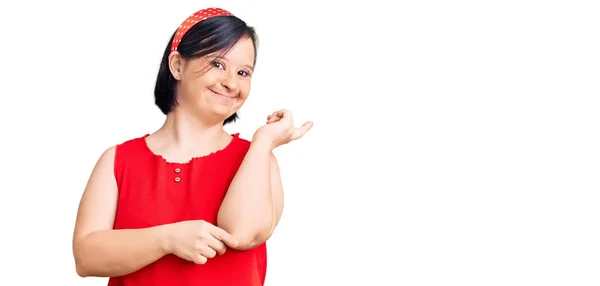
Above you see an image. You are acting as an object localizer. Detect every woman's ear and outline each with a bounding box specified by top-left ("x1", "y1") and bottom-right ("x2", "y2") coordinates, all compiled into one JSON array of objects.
[{"x1": 168, "y1": 51, "x2": 184, "y2": 80}]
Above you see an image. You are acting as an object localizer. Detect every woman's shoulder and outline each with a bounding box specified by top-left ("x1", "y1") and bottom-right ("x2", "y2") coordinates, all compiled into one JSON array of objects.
[
  {"x1": 105, "y1": 134, "x2": 155, "y2": 165},
  {"x1": 116, "y1": 134, "x2": 148, "y2": 145},
  {"x1": 233, "y1": 132, "x2": 252, "y2": 145},
  {"x1": 114, "y1": 134, "x2": 148, "y2": 152},
  {"x1": 227, "y1": 132, "x2": 251, "y2": 155}
]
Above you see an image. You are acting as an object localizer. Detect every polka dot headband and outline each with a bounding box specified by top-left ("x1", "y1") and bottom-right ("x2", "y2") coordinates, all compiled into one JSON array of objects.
[{"x1": 171, "y1": 7, "x2": 234, "y2": 52}]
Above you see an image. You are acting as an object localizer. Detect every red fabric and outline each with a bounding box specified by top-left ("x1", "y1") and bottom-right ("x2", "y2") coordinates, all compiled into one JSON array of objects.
[{"x1": 108, "y1": 133, "x2": 267, "y2": 286}]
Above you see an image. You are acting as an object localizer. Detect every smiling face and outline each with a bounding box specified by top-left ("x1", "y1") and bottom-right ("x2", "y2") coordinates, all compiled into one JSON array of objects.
[{"x1": 169, "y1": 36, "x2": 255, "y2": 124}]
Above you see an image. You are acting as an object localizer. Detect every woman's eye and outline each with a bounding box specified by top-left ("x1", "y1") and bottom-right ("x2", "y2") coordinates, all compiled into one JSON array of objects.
[{"x1": 212, "y1": 61, "x2": 224, "y2": 69}]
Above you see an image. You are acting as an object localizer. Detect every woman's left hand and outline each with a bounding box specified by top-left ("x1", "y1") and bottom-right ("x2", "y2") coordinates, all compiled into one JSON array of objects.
[{"x1": 253, "y1": 109, "x2": 313, "y2": 150}]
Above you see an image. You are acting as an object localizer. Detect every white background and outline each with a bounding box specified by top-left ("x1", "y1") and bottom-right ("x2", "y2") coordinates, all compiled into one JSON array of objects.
[{"x1": 1, "y1": 0, "x2": 599, "y2": 285}]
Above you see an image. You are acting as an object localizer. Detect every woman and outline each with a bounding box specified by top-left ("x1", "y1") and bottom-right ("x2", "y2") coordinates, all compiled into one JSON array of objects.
[{"x1": 72, "y1": 7, "x2": 312, "y2": 286}]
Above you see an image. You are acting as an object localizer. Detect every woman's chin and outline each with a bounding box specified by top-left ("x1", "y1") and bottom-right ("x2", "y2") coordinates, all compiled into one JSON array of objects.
[
  {"x1": 206, "y1": 107, "x2": 237, "y2": 121},
  {"x1": 192, "y1": 101, "x2": 240, "y2": 122}
]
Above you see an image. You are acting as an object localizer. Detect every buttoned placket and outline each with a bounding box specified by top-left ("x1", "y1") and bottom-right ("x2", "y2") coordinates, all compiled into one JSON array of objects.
[{"x1": 174, "y1": 167, "x2": 181, "y2": 182}]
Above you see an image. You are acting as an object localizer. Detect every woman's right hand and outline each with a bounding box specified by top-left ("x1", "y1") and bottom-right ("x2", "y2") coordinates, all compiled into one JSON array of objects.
[{"x1": 164, "y1": 220, "x2": 239, "y2": 264}]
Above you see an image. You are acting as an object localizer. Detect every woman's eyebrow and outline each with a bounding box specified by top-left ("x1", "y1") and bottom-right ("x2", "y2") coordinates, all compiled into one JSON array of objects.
[{"x1": 211, "y1": 55, "x2": 254, "y2": 71}]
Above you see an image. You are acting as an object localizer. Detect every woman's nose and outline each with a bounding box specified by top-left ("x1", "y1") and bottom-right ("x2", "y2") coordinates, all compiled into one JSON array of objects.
[{"x1": 221, "y1": 72, "x2": 238, "y2": 91}]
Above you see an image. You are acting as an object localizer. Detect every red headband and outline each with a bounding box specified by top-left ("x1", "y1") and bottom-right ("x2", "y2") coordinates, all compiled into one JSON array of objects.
[{"x1": 171, "y1": 7, "x2": 233, "y2": 52}]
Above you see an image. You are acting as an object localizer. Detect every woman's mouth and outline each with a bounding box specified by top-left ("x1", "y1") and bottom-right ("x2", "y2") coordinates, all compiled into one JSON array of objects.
[{"x1": 210, "y1": 89, "x2": 237, "y2": 101}]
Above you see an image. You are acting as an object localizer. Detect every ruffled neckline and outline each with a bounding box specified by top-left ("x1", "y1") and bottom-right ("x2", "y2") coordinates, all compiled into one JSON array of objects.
[{"x1": 140, "y1": 133, "x2": 240, "y2": 165}]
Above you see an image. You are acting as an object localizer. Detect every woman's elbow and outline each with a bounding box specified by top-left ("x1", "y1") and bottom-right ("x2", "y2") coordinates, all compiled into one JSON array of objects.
[
  {"x1": 217, "y1": 214, "x2": 274, "y2": 250},
  {"x1": 73, "y1": 238, "x2": 96, "y2": 277},
  {"x1": 74, "y1": 252, "x2": 92, "y2": 277},
  {"x1": 229, "y1": 229, "x2": 272, "y2": 251},
  {"x1": 75, "y1": 263, "x2": 90, "y2": 278},
  {"x1": 74, "y1": 254, "x2": 109, "y2": 278}
]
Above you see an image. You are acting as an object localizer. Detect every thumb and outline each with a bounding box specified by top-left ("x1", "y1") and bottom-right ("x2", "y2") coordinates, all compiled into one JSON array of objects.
[
  {"x1": 211, "y1": 226, "x2": 239, "y2": 248},
  {"x1": 292, "y1": 121, "x2": 314, "y2": 140}
]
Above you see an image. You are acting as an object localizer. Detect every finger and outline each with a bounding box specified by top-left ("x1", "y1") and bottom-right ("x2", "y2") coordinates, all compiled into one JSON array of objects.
[
  {"x1": 268, "y1": 115, "x2": 281, "y2": 124},
  {"x1": 192, "y1": 253, "x2": 208, "y2": 264},
  {"x1": 292, "y1": 121, "x2": 313, "y2": 140},
  {"x1": 209, "y1": 226, "x2": 239, "y2": 249},
  {"x1": 268, "y1": 111, "x2": 284, "y2": 123},
  {"x1": 204, "y1": 235, "x2": 228, "y2": 255},
  {"x1": 274, "y1": 109, "x2": 292, "y2": 120},
  {"x1": 198, "y1": 244, "x2": 218, "y2": 259}
]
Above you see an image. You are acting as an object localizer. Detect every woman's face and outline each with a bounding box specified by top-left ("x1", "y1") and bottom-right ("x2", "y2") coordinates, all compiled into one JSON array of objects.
[{"x1": 172, "y1": 36, "x2": 255, "y2": 123}]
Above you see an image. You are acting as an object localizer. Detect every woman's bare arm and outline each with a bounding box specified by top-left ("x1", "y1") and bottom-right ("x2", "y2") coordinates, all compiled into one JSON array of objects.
[
  {"x1": 72, "y1": 146, "x2": 171, "y2": 277},
  {"x1": 218, "y1": 109, "x2": 311, "y2": 251},
  {"x1": 217, "y1": 139, "x2": 284, "y2": 250}
]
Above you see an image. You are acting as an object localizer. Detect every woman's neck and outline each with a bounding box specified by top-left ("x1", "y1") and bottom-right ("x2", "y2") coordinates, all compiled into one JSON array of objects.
[{"x1": 147, "y1": 108, "x2": 232, "y2": 162}]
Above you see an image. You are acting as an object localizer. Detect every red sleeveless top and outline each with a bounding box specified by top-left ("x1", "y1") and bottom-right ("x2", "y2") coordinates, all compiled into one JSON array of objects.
[{"x1": 108, "y1": 133, "x2": 267, "y2": 286}]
